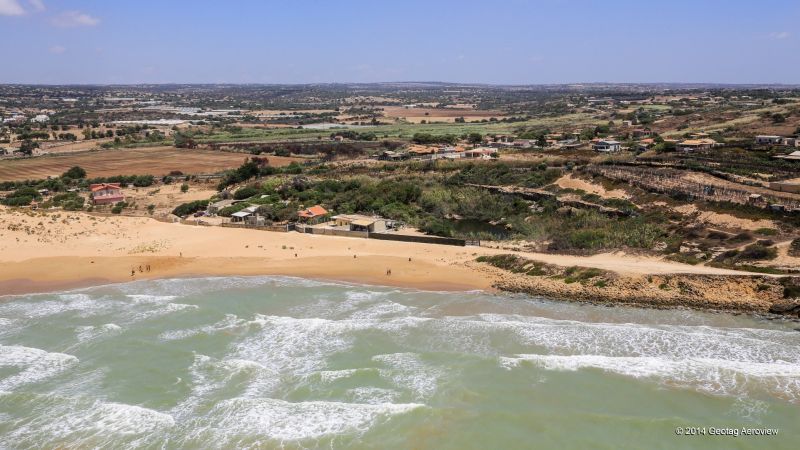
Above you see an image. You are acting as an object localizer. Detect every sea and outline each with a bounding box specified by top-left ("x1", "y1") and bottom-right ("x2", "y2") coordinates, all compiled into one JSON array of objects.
[{"x1": 0, "y1": 276, "x2": 798, "y2": 449}]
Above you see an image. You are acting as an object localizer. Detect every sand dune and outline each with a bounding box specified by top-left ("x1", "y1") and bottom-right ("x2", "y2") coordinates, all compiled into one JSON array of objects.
[{"x1": 0, "y1": 208, "x2": 753, "y2": 296}]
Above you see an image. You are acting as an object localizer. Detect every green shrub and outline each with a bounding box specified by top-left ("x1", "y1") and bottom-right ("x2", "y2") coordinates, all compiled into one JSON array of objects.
[
  {"x1": 754, "y1": 228, "x2": 778, "y2": 236},
  {"x1": 234, "y1": 186, "x2": 260, "y2": 200},
  {"x1": 172, "y1": 200, "x2": 209, "y2": 217},
  {"x1": 737, "y1": 244, "x2": 777, "y2": 261},
  {"x1": 62, "y1": 166, "x2": 87, "y2": 179}
]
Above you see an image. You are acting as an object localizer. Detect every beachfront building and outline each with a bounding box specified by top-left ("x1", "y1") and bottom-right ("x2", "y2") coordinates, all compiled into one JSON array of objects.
[
  {"x1": 592, "y1": 140, "x2": 621, "y2": 153},
  {"x1": 332, "y1": 214, "x2": 387, "y2": 233},
  {"x1": 89, "y1": 183, "x2": 124, "y2": 206},
  {"x1": 297, "y1": 205, "x2": 329, "y2": 224},
  {"x1": 230, "y1": 206, "x2": 259, "y2": 223}
]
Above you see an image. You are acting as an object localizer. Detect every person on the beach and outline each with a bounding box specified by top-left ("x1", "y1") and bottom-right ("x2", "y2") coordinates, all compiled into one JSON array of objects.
[{"x1": 131, "y1": 269, "x2": 135, "y2": 277}]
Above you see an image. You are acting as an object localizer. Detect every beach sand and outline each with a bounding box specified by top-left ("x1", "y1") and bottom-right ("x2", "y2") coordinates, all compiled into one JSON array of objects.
[{"x1": 0, "y1": 207, "x2": 755, "y2": 297}]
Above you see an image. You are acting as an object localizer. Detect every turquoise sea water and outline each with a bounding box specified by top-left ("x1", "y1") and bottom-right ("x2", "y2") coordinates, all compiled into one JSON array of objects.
[{"x1": 0, "y1": 276, "x2": 798, "y2": 449}]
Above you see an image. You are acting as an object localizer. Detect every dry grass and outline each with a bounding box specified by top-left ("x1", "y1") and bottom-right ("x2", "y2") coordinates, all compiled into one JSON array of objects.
[
  {"x1": 380, "y1": 106, "x2": 507, "y2": 123},
  {"x1": 0, "y1": 147, "x2": 302, "y2": 181}
]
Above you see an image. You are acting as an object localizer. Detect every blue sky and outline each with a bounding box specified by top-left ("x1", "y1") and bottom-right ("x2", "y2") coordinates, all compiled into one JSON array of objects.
[{"x1": 1, "y1": 0, "x2": 798, "y2": 84}]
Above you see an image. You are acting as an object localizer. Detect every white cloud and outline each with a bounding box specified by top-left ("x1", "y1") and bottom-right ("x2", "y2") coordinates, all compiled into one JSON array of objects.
[
  {"x1": 27, "y1": 0, "x2": 44, "y2": 12},
  {"x1": 51, "y1": 10, "x2": 99, "y2": 27},
  {"x1": 49, "y1": 44, "x2": 65, "y2": 54},
  {"x1": 0, "y1": 0, "x2": 26, "y2": 16},
  {"x1": 769, "y1": 31, "x2": 790, "y2": 40}
]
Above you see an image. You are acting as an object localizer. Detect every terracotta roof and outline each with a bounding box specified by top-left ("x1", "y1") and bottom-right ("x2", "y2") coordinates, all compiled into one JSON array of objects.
[
  {"x1": 89, "y1": 183, "x2": 121, "y2": 193},
  {"x1": 298, "y1": 205, "x2": 328, "y2": 218},
  {"x1": 679, "y1": 138, "x2": 716, "y2": 146}
]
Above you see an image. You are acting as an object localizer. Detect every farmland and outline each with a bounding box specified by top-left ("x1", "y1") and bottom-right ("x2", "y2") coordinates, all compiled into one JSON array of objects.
[{"x1": 0, "y1": 147, "x2": 301, "y2": 181}]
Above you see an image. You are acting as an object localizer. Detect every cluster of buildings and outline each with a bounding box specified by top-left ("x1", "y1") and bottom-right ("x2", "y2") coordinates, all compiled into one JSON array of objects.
[
  {"x1": 209, "y1": 199, "x2": 394, "y2": 234},
  {"x1": 755, "y1": 135, "x2": 799, "y2": 147},
  {"x1": 377, "y1": 145, "x2": 498, "y2": 161}
]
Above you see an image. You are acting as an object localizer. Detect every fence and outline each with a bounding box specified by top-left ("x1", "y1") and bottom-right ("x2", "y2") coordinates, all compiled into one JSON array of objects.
[
  {"x1": 368, "y1": 232, "x2": 466, "y2": 246},
  {"x1": 220, "y1": 222, "x2": 295, "y2": 232}
]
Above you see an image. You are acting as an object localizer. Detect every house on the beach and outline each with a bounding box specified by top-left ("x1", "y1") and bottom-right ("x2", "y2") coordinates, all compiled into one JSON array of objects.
[
  {"x1": 297, "y1": 205, "x2": 329, "y2": 224},
  {"x1": 230, "y1": 205, "x2": 259, "y2": 223},
  {"x1": 332, "y1": 214, "x2": 387, "y2": 232},
  {"x1": 89, "y1": 183, "x2": 124, "y2": 206}
]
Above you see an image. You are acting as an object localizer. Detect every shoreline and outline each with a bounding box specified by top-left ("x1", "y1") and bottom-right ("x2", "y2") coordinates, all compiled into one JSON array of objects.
[
  {"x1": 0, "y1": 209, "x2": 797, "y2": 316},
  {"x1": 0, "y1": 255, "x2": 492, "y2": 297}
]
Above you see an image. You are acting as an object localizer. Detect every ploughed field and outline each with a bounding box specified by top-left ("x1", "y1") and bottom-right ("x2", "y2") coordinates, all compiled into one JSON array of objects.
[{"x1": 0, "y1": 147, "x2": 302, "y2": 181}]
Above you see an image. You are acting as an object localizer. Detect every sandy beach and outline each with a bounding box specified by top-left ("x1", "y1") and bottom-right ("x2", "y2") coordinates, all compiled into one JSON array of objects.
[{"x1": 0, "y1": 206, "x2": 761, "y2": 298}]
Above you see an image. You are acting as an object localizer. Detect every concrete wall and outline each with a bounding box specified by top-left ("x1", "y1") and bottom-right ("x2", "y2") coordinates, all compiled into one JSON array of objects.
[
  {"x1": 220, "y1": 223, "x2": 294, "y2": 232},
  {"x1": 309, "y1": 228, "x2": 369, "y2": 238},
  {"x1": 368, "y1": 232, "x2": 466, "y2": 246},
  {"x1": 769, "y1": 182, "x2": 800, "y2": 194}
]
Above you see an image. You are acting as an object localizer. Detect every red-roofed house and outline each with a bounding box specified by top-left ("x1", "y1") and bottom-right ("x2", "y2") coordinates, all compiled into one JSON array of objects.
[
  {"x1": 297, "y1": 204, "x2": 329, "y2": 224},
  {"x1": 90, "y1": 183, "x2": 124, "y2": 206}
]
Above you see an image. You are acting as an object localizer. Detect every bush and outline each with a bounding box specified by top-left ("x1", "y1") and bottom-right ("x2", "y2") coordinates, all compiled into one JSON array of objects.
[
  {"x1": 217, "y1": 161, "x2": 260, "y2": 190},
  {"x1": 111, "y1": 205, "x2": 123, "y2": 214},
  {"x1": 233, "y1": 186, "x2": 260, "y2": 200},
  {"x1": 62, "y1": 166, "x2": 87, "y2": 179},
  {"x1": 2, "y1": 187, "x2": 41, "y2": 206},
  {"x1": 789, "y1": 238, "x2": 800, "y2": 257},
  {"x1": 2, "y1": 195, "x2": 34, "y2": 206},
  {"x1": 737, "y1": 244, "x2": 777, "y2": 261},
  {"x1": 754, "y1": 228, "x2": 778, "y2": 236},
  {"x1": 172, "y1": 200, "x2": 209, "y2": 217},
  {"x1": 132, "y1": 175, "x2": 155, "y2": 187},
  {"x1": 180, "y1": 183, "x2": 189, "y2": 193}
]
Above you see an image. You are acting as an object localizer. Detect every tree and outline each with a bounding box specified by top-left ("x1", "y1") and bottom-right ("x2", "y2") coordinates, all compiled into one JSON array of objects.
[
  {"x1": 19, "y1": 140, "x2": 38, "y2": 156},
  {"x1": 537, "y1": 135, "x2": 547, "y2": 148},
  {"x1": 466, "y1": 133, "x2": 483, "y2": 144},
  {"x1": 772, "y1": 113, "x2": 786, "y2": 123},
  {"x1": 180, "y1": 183, "x2": 189, "y2": 193},
  {"x1": 62, "y1": 166, "x2": 87, "y2": 179},
  {"x1": 174, "y1": 132, "x2": 197, "y2": 149}
]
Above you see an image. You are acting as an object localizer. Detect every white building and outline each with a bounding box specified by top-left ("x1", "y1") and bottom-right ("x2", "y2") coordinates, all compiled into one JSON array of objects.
[
  {"x1": 592, "y1": 140, "x2": 621, "y2": 152},
  {"x1": 755, "y1": 135, "x2": 798, "y2": 147},
  {"x1": 32, "y1": 114, "x2": 50, "y2": 123}
]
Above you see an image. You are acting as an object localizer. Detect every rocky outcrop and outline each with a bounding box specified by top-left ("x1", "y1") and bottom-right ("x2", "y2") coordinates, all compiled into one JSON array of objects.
[{"x1": 476, "y1": 254, "x2": 798, "y2": 317}]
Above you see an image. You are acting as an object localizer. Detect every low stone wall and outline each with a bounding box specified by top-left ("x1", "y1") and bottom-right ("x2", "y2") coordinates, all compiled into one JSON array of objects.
[
  {"x1": 368, "y1": 232, "x2": 466, "y2": 246},
  {"x1": 220, "y1": 223, "x2": 294, "y2": 232},
  {"x1": 308, "y1": 227, "x2": 369, "y2": 238},
  {"x1": 769, "y1": 182, "x2": 800, "y2": 194}
]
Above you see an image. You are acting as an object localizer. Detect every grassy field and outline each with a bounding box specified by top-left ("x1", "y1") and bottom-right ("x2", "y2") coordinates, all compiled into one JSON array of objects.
[
  {"x1": 196, "y1": 112, "x2": 606, "y2": 144},
  {"x1": 0, "y1": 147, "x2": 302, "y2": 181}
]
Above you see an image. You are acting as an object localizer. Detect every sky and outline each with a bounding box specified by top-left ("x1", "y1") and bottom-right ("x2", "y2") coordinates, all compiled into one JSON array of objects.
[{"x1": 0, "y1": 0, "x2": 798, "y2": 85}]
